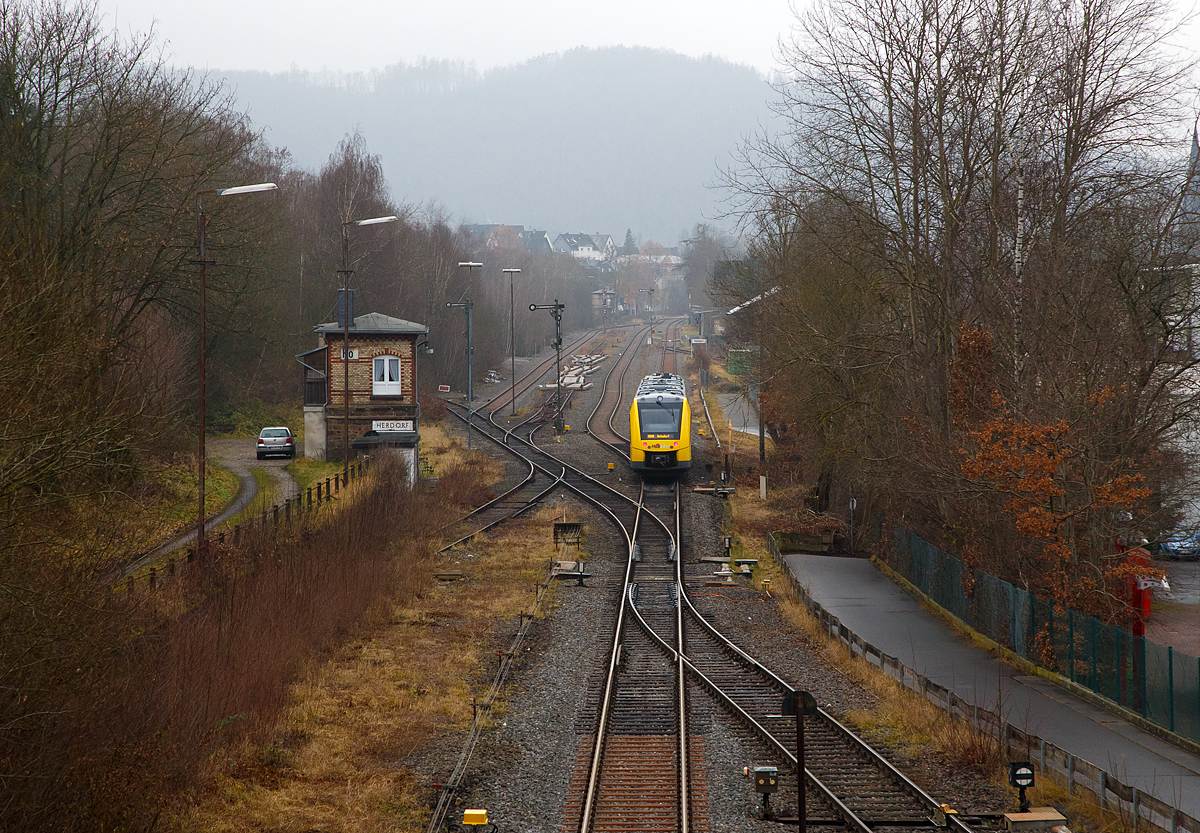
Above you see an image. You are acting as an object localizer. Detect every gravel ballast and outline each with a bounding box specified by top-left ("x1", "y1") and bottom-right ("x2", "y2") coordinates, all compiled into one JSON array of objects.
[{"x1": 422, "y1": 331, "x2": 1015, "y2": 832}]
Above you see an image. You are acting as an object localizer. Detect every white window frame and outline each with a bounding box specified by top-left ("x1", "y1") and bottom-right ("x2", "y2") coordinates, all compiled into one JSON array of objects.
[{"x1": 372, "y1": 355, "x2": 403, "y2": 396}]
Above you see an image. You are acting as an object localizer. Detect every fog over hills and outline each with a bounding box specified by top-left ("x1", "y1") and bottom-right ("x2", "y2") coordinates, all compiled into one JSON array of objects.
[{"x1": 217, "y1": 47, "x2": 775, "y2": 245}]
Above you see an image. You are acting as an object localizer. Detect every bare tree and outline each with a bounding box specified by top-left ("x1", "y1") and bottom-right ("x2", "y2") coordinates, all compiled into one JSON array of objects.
[{"x1": 728, "y1": 0, "x2": 1199, "y2": 592}]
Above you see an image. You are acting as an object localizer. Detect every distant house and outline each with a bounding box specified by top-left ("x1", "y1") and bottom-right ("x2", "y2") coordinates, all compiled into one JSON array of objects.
[
  {"x1": 590, "y1": 233, "x2": 618, "y2": 261},
  {"x1": 299, "y1": 311, "x2": 428, "y2": 482},
  {"x1": 617, "y1": 252, "x2": 684, "y2": 282},
  {"x1": 553, "y1": 232, "x2": 618, "y2": 266},
  {"x1": 464, "y1": 224, "x2": 524, "y2": 251},
  {"x1": 464, "y1": 224, "x2": 555, "y2": 256},
  {"x1": 520, "y1": 229, "x2": 554, "y2": 255}
]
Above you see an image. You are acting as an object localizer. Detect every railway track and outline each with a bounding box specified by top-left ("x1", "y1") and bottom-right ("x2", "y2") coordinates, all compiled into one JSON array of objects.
[
  {"x1": 435, "y1": 320, "x2": 985, "y2": 833},
  {"x1": 439, "y1": 327, "x2": 618, "y2": 549}
]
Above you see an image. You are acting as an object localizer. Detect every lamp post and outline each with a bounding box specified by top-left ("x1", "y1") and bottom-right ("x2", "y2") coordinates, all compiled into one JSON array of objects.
[
  {"x1": 194, "y1": 181, "x2": 277, "y2": 557},
  {"x1": 339, "y1": 215, "x2": 399, "y2": 484},
  {"x1": 503, "y1": 268, "x2": 521, "y2": 416},
  {"x1": 530, "y1": 300, "x2": 566, "y2": 434},
  {"x1": 449, "y1": 261, "x2": 482, "y2": 447}
]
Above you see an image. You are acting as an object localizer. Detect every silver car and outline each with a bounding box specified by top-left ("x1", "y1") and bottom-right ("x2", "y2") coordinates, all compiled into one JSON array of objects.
[{"x1": 256, "y1": 426, "x2": 295, "y2": 459}]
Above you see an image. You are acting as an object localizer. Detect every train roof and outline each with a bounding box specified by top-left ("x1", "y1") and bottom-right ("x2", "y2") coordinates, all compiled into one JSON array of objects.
[{"x1": 635, "y1": 372, "x2": 687, "y2": 401}]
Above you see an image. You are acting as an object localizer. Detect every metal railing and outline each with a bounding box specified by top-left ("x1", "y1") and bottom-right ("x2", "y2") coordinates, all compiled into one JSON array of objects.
[{"x1": 879, "y1": 526, "x2": 1200, "y2": 743}]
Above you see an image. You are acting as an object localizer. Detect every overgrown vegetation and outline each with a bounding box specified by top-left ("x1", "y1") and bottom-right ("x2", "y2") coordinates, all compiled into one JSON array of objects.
[
  {"x1": 177, "y1": 498, "x2": 575, "y2": 831},
  {"x1": 0, "y1": 4, "x2": 595, "y2": 822},
  {"x1": 719, "y1": 0, "x2": 1199, "y2": 620},
  {"x1": 0, "y1": 454, "x2": 444, "y2": 830}
]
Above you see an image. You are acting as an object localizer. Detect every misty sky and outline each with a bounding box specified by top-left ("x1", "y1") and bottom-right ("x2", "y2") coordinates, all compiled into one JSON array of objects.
[{"x1": 96, "y1": 0, "x2": 799, "y2": 75}]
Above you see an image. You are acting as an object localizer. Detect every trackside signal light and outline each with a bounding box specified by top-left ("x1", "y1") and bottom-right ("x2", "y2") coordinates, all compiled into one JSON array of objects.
[{"x1": 1009, "y1": 762, "x2": 1035, "y2": 812}]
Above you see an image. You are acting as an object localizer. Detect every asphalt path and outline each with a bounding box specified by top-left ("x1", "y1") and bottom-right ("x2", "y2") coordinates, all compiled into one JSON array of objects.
[
  {"x1": 125, "y1": 439, "x2": 300, "y2": 574},
  {"x1": 787, "y1": 554, "x2": 1200, "y2": 818}
]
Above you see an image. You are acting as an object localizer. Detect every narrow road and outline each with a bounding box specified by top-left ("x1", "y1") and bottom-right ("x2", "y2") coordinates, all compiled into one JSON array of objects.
[{"x1": 124, "y1": 439, "x2": 300, "y2": 575}]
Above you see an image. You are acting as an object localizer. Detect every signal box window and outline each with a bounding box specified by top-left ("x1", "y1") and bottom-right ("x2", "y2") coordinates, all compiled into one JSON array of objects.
[{"x1": 373, "y1": 355, "x2": 402, "y2": 396}]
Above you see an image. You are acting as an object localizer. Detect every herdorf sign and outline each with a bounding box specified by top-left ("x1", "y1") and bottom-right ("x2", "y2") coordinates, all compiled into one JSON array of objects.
[{"x1": 373, "y1": 420, "x2": 414, "y2": 433}]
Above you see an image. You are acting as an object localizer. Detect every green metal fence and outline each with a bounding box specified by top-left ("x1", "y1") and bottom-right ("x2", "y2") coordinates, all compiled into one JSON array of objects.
[{"x1": 884, "y1": 526, "x2": 1200, "y2": 744}]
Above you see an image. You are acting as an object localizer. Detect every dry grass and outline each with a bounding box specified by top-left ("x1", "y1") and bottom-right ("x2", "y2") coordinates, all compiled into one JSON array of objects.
[
  {"x1": 724, "y1": 492, "x2": 1011, "y2": 783},
  {"x1": 700, "y1": 388, "x2": 775, "y2": 457},
  {"x1": 175, "y1": 488, "x2": 579, "y2": 832}
]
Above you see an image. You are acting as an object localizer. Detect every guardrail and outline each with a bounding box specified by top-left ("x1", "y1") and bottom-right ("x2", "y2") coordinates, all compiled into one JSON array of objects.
[
  {"x1": 699, "y1": 391, "x2": 721, "y2": 451},
  {"x1": 767, "y1": 533, "x2": 1199, "y2": 833}
]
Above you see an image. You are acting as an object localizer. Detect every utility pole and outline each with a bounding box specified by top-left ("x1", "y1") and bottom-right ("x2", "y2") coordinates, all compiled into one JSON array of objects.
[
  {"x1": 193, "y1": 182, "x2": 277, "y2": 556},
  {"x1": 450, "y1": 262, "x2": 482, "y2": 448},
  {"x1": 503, "y1": 268, "x2": 521, "y2": 416},
  {"x1": 639, "y1": 287, "x2": 655, "y2": 322}
]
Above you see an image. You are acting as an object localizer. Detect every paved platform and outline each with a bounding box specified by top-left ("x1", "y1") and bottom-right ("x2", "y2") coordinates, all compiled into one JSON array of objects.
[
  {"x1": 714, "y1": 392, "x2": 760, "y2": 435},
  {"x1": 784, "y1": 554, "x2": 1200, "y2": 816}
]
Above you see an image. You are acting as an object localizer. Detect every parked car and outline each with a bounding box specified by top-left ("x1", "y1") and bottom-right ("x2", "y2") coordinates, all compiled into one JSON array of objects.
[
  {"x1": 1150, "y1": 530, "x2": 1200, "y2": 560},
  {"x1": 256, "y1": 426, "x2": 295, "y2": 459}
]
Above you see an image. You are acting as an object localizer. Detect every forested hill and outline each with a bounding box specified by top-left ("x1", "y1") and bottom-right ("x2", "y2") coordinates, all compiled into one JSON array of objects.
[{"x1": 217, "y1": 47, "x2": 775, "y2": 243}]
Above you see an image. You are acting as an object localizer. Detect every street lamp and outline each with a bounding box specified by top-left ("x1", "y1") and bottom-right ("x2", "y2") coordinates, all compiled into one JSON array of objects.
[
  {"x1": 339, "y1": 214, "x2": 399, "y2": 483},
  {"x1": 503, "y1": 268, "x2": 521, "y2": 416},
  {"x1": 449, "y1": 262, "x2": 482, "y2": 447},
  {"x1": 530, "y1": 300, "x2": 566, "y2": 435},
  {"x1": 194, "y1": 181, "x2": 277, "y2": 557}
]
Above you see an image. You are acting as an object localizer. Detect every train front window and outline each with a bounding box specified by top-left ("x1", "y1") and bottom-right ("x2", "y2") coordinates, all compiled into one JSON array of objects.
[{"x1": 638, "y1": 402, "x2": 682, "y2": 438}]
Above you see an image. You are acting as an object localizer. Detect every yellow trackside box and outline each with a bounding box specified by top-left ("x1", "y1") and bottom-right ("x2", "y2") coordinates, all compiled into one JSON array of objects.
[{"x1": 462, "y1": 809, "x2": 489, "y2": 825}]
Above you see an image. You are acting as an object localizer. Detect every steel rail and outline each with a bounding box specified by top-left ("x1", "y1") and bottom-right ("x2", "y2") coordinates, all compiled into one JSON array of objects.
[
  {"x1": 622, "y1": 492, "x2": 874, "y2": 833},
  {"x1": 576, "y1": 483, "x2": 638, "y2": 833},
  {"x1": 675, "y1": 567, "x2": 974, "y2": 832},
  {"x1": 439, "y1": 405, "x2": 564, "y2": 552},
  {"x1": 583, "y1": 321, "x2": 653, "y2": 454},
  {"x1": 441, "y1": 324, "x2": 970, "y2": 833},
  {"x1": 669, "y1": 481, "x2": 690, "y2": 833},
  {"x1": 474, "y1": 328, "x2": 602, "y2": 420}
]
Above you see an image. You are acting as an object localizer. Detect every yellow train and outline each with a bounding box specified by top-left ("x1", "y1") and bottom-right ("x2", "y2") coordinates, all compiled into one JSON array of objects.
[{"x1": 629, "y1": 373, "x2": 691, "y2": 475}]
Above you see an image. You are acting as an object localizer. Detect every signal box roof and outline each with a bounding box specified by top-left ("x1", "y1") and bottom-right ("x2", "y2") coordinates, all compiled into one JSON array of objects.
[{"x1": 314, "y1": 312, "x2": 428, "y2": 335}]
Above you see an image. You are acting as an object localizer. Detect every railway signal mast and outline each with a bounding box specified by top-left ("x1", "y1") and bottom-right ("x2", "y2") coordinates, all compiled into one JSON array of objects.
[
  {"x1": 449, "y1": 262, "x2": 482, "y2": 448},
  {"x1": 530, "y1": 300, "x2": 566, "y2": 434}
]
